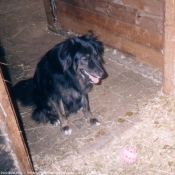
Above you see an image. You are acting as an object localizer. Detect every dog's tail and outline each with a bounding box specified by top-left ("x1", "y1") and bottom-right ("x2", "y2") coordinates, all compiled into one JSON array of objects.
[
  {"x1": 13, "y1": 78, "x2": 34, "y2": 106},
  {"x1": 13, "y1": 78, "x2": 59, "y2": 124}
]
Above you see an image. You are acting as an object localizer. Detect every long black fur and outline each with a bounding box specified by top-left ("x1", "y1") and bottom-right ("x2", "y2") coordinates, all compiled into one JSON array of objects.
[{"x1": 14, "y1": 32, "x2": 105, "y2": 134}]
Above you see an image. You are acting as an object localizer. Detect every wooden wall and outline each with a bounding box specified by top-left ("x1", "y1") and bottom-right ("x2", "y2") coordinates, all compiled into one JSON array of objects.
[{"x1": 54, "y1": 0, "x2": 164, "y2": 69}]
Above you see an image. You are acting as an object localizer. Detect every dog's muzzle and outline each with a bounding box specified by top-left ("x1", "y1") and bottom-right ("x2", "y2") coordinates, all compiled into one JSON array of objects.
[
  {"x1": 81, "y1": 69, "x2": 104, "y2": 84},
  {"x1": 84, "y1": 70, "x2": 99, "y2": 84}
]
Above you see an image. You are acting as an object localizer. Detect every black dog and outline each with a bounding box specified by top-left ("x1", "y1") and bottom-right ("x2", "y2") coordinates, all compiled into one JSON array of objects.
[{"x1": 15, "y1": 32, "x2": 105, "y2": 134}]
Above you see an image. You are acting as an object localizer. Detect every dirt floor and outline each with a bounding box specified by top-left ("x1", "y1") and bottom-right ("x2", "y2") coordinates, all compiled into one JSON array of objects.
[{"x1": 2, "y1": 1, "x2": 175, "y2": 175}]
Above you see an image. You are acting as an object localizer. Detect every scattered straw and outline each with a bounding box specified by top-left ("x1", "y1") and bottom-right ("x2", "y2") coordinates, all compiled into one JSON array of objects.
[{"x1": 32, "y1": 93, "x2": 175, "y2": 175}]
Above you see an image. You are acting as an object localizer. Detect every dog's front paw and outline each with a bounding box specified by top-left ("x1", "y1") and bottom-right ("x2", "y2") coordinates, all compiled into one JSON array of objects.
[
  {"x1": 61, "y1": 126, "x2": 72, "y2": 135},
  {"x1": 90, "y1": 118, "x2": 100, "y2": 126},
  {"x1": 53, "y1": 119, "x2": 60, "y2": 126}
]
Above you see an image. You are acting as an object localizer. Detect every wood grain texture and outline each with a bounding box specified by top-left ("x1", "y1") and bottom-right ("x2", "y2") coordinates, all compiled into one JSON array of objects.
[
  {"x1": 85, "y1": 0, "x2": 109, "y2": 16},
  {"x1": 110, "y1": 0, "x2": 164, "y2": 16},
  {"x1": 43, "y1": 0, "x2": 56, "y2": 26},
  {"x1": 58, "y1": 0, "x2": 164, "y2": 16},
  {"x1": 58, "y1": 0, "x2": 86, "y2": 9},
  {"x1": 107, "y1": 2, "x2": 163, "y2": 33},
  {"x1": 57, "y1": 0, "x2": 163, "y2": 33},
  {"x1": 163, "y1": 0, "x2": 175, "y2": 94},
  {"x1": 56, "y1": 1, "x2": 163, "y2": 50},
  {"x1": 57, "y1": 13, "x2": 163, "y2": 69},
  {"x1": 0, "y1": 70, "x2": 34, "y2": 174}
]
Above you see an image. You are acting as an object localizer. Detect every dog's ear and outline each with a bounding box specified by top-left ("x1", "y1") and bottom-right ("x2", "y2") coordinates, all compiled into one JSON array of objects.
[
  {"x1": 89, "y1": 31, "x2": 104, "y2": 56},
  {"x1": 81, "y1": 31, "x2": 104, "y2": 56},
  {"x1": 87, "y1": 30, "x2": 95, "y2": 36},
  {"x1": 94, "y1": 39, "x2": 104, "y2": 56},
  {"x1": 91, "y1": 36, "x2": 104, "y2": 56}
]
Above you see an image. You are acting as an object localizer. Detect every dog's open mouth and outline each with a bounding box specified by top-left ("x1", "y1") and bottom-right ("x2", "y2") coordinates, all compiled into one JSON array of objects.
[{"x1": 81, "y1": 70, "x2": 99, "y2": 84}]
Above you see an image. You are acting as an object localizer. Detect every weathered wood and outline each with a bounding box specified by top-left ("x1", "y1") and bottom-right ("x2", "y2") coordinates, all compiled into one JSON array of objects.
[
  {"x1": 56, "y1": 1, "x2": 163, "y2": 50},
  {"x1": 85, "y1": 0, "x2": 109, "y2": 16},
  {"x1": 43, "y1": 0, "x2": 56, "y2": 27},
  {"x1": 58, "y1": 0, "x2": 164, "y2": 16},
  {"x1": 58, "y1": 0, "x2": 86, "y2": 9},
  {"x1": 110, "y1": 0, "x2": 164, "y2": 16},
  {"x1": 57, "y1": 0, "x2": 163, "y2": 33},
  {"x1": 107, "y1": 2, "x2": 163, "y2": 33},
  {"x1": 163, "y1": 0, "x2": 175, "y2": 94},
  {"x1": 57, "y1": 13, "x2": 163, "y2": 69},
  {"x1": 0, "y1": 70, "x2": 34, "y2": 174}
]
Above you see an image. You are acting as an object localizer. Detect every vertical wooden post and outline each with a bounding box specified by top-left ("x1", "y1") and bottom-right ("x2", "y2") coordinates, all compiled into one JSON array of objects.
[
  {"x1": 163, "y1": 0, "x2": 175, "y2": 94},
  {"x1": 43, "y1": 0, "x2": 59, "y2": 32},
  {"x1": 0, "y1": 70, "x2": 34, "y2": 174}
]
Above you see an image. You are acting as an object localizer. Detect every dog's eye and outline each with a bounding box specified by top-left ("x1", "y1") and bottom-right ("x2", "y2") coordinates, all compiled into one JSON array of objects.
[
  {"x1": 82, "y1": 54, "x2": 90, "y2": 60},
  {"x1": 94, "y1": 52, "x2": 97, "y2": 56},
  {"x1": 86, "y1": 54, "x2": 90, "y2": 58},
  {"x1": 94, "y1": 52, "x2": 98, "y2": 59}
]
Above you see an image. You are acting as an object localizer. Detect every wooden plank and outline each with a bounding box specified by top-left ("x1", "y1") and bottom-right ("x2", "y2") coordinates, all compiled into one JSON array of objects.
[
  {"x1": 111, "y1": 20, "x2": 163, "y2": 51},
  {"x1": 85, "y1": 0, "x2": 109, "y2": 16},
  {"x1": 110, "y1": 0, "x2": 164, "y2": 16},
  {"x1": 56, "y1": 1, "x2": 163, "y2": 50},
  {"x1": 58, "y1": 0, "x2": 164, "y2": 16},
  {"x1": 0, "y1": 70, "x2": 34, "y2": 174},
  {"x1": 163, "y1": 0, "x2": 175, "y2": 94},
  {"x1": 107, "y1": 2, "x2": 163, "y2": 33},
  {"x1": 135, "y1": 10, "x2": 163, "y2": 34},
  {"x1": 57, "y1": 13, "x2": 163, "y2": 69},
  {"x1": 58, "y1": 0, "x2": 86, "y2": 9},
  {"x1": 57, "y1": 0, "x2": 163, "y2": 33}
]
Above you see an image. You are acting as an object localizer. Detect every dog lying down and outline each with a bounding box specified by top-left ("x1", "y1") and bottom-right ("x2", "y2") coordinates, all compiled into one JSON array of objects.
[{"x1": 14, "y1": 32, "x2": 106, "y2": 135}]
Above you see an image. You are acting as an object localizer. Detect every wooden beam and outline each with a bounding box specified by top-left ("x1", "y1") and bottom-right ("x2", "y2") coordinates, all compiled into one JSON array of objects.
[
  {"x1": 110, "y1": 0, "x2": 164, "y2": 16},
  {"x1": 58, "y1": 0, "x2": 163, "y2": 33},
  {"x1": 163, "y1": 0, "x2": 175, "y2": 94},
  {"x1": 106, "y1": 2, "x2": 163, "y2": 33},
  {"x1": 59, "y1": 0, "x2": 164, "y2": 16},
  {"x1": 43, "y1": 0, "x2": 55, "y2": 26},
  {"x1": 43, "y1": 0, "x2": 59, "y2": 32},
  {"x1": 0, "y1": 69, "x2": 34, "y2": 174}
]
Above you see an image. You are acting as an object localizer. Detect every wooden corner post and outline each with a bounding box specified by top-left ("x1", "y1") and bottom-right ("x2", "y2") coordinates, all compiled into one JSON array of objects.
[
  {"x1": 163, "y1": 0, "x2": 175, "y2": 94},
  {"x1": 43, "y1": 0, "x2": 60, "y2": 32},
  {"x1": 0, "y1": 69, "x2": 34, "y2": 174}
]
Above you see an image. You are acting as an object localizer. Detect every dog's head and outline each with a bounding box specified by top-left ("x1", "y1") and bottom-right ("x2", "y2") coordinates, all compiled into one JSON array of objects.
[{"x1": 59, "y1": 32, "x2": 105, "y2": 84}]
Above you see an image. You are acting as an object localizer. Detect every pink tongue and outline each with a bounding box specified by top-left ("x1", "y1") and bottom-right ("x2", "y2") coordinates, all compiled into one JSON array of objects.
[{"x1": 84, "y1": 70, "x2": 99, "y2": 84}]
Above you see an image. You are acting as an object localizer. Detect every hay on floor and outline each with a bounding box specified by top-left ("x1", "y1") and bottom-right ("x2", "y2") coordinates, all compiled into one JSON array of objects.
[{"x1": 32, "y1": 92, "x2": 175, "y2": 175}]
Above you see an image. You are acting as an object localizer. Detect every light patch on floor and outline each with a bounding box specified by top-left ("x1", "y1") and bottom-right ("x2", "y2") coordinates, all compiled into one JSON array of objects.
[{"x1": 33, "y1": 93, "x2": 175, "y2": 175}]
